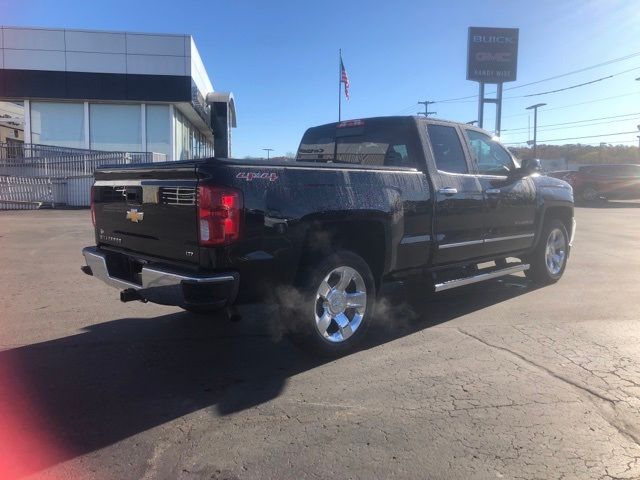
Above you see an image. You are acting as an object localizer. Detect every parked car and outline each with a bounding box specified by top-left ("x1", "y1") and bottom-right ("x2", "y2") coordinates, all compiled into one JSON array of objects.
[
  {"x1": 82, "y1": 116, "x2": 575, "y2": 356},
  {"x1": 565, "y1": 164, "x2": 640, "y2": 202}
]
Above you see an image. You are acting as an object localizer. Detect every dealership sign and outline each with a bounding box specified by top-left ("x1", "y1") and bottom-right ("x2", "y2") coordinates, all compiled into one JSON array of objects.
[{"x1": 467, "y1": 27, "x2": 519, "y2": 83}]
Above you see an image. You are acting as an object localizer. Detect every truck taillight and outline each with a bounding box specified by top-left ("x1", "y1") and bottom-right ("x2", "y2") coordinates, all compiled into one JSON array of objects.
[
  {"x1": 90, "y1": 186, "x2": 96, "y2": 227},
  {"x1": 198, "y1": 186, "x2": 243, "y2": 246}
]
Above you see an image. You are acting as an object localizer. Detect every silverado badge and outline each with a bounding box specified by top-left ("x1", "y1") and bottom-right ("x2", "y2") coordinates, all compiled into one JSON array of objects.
[{"x1": 126, "y1": 209, "x2": 144, "y2": 223}]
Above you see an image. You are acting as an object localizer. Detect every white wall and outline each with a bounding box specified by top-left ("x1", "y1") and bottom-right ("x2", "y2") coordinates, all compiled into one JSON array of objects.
[{"x1": 0, "y1": 26, "x2": 201, "y2": 78}]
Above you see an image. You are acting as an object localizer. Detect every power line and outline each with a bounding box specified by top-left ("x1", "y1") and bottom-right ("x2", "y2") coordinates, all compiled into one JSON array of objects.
[
  {"x1": 521, "y1": 65, "x2": 640, "y2": 98},
  {"x1": 434, "y1": 65, "x2": 640, "y2": 105},
  {"x1": 502, "y1": 92, "x2": 640, "y2": 119},
  {"x1": 503, "y1": 118, "x2": 640, "y2": 141},
  {"x1": 530, "y1": 117, "x2": 640, "y2": 134},
  {"x1": 432, "y1": 49, "x2": 640, "y2": 104},
  {"x1": 393, "y1": 102, "x2": 419, "y2": 115},
  {"x1": 503, "y1": 130, "x2": 640, "y2": 145},
  {"x1": 508, "y1": 139, "x2": 640, "y2": 147},
  {"x1": 502, "y1": 112, "x2": 640, "y2": 132}
]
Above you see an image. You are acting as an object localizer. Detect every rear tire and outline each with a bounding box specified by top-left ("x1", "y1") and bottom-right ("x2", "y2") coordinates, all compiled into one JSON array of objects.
[
  {"x1": 282, "y1": 250, "x2": 376, "y2": 357},
  {"x1": 524, "y1": 219, "x2": 569, "y2": 285}
]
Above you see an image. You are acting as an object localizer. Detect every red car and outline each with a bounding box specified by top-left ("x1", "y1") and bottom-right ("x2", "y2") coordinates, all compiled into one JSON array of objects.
[{"x1": 564, "y1": 164, "x2": 640, "y2": 202}]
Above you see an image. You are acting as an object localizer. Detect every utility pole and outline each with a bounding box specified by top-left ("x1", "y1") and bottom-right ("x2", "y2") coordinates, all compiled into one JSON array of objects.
[
  {"x1": 262, "y1": 148, "x2": 274, "y2": 160},
  {"x1": 526, "y1": 103, "x2": 546, "y2": 159},
  {"x1": 417, "y1": 101, "x2": 437, "y2": 117}
]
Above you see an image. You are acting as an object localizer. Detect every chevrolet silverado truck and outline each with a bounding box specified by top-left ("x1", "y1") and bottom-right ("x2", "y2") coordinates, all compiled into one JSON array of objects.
[{"x1": 82, "y1": 116, "x2": 575, "y2": 356}]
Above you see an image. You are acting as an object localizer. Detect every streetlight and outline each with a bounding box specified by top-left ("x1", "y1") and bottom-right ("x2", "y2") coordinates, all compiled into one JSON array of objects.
[
  {"x1": 526, "y1": 103, "x2": 547, "y2": 159},
  {"x1": 262, "y1": 148, "x2": 274, "y2": 160}
]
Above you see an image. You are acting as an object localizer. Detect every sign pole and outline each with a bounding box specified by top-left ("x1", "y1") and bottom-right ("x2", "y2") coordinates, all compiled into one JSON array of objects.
[
  {"x1": 477, "y1": 82, "x2": 485, "y2": 128},
  {"x1": 495, "y1": 82, "x2": 503, "y2": 136},
  {"x1": 338, "y1": 49, "x2": 342, "y2": 122}
]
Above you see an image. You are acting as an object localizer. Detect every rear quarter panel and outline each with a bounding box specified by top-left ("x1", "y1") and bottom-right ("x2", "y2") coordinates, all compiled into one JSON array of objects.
[{"x1": 200, "y1": 161, "x2": 432, "y2": 301}]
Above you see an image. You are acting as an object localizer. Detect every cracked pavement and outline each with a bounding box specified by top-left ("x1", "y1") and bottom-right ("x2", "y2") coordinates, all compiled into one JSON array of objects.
[{"x1": 1, "y1": 203, "x2": 639, "y2": 480}]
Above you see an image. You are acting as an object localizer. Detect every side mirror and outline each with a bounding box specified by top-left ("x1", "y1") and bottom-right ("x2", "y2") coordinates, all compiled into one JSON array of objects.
[{"x1": 520, "y1": 158, "x2": 541, "y2": 175}]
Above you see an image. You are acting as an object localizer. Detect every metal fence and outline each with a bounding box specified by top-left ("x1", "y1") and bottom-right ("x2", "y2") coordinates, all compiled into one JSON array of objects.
[
  {"x1": 0, "y1": 145, "x2": 167, "y2": 209},
  {"x1": 0, "y1": 142, "x2": 96, "y2": 160},
  {"x1": 0, "y1": 176, "x2": 54, "y2": 209},
  {"x1": 0, "y1": 151, "x2": 159, "y2": 178}
]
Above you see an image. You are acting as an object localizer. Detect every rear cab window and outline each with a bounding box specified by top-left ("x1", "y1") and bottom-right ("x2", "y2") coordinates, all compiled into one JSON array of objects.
[{"x1": 296, "y1": 117, "x2": 422, "y2": 168}]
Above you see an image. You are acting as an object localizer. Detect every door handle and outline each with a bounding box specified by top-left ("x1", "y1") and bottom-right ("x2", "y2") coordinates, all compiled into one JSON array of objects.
[
  {"x1": 485, "y1": 188, "x2": 501, "y2": 195},
  {"x1": 438, "y1": 187, "x2": 458, "y2": 196}
]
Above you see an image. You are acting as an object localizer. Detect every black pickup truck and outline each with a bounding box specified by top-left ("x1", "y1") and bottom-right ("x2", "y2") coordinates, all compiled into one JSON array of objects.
[{"x1": 82, "y1": 116, "x2": 575, "y2": 355}]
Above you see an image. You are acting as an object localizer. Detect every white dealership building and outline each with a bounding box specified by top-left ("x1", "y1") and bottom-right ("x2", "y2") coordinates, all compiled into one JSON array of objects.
[{"x1": 0, "y1": 25, "x2": 236, "y2": 160}]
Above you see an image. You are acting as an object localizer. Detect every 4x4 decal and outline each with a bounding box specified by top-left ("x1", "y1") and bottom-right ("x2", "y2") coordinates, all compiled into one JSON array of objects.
[{"x1": 236, "y1": 172, "x2": 279, "y2": 182}]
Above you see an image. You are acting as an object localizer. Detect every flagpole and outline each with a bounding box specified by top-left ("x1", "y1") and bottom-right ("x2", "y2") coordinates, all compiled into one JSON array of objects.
[{"x1": 338, "y1": 48, "x2": 342, "y2": 122}]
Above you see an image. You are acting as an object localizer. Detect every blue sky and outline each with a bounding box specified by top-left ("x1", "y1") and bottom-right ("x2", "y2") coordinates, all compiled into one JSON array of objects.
[{"x1": 4, "y1": 0, "x2": 640, "y2": 157}]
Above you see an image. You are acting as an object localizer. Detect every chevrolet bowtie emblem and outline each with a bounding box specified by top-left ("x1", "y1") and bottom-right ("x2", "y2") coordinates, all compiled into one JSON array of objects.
[{"x1": 126, "y1": 209, "x2": 144, "y2": 223}]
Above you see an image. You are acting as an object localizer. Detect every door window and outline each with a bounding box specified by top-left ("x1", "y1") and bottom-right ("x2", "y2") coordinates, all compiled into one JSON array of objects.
[
  {"x1": 427, "y1": 124, "x2": 468, "y2": 174},
  {"x1": 466, "y1": 130, "x2": 516, "y2": 175}
]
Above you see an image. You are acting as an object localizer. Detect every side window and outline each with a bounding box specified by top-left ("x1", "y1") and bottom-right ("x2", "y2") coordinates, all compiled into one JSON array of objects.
[
  {"x1": 427, "y1": 124, "x2": 468, "y2": 174},
  {"x1": 466, "y1": 130, "x2": 515, "y2": 175}
]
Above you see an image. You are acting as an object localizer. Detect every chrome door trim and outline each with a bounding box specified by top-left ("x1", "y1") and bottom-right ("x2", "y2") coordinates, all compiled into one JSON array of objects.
[
  {"x1": 438, "y1": 233, "x2": 534, "y2": 249},
  {"x1": 484, "y1": 233, "x2": 534, "y2": 243},
  {"x1": 438, "y1": 239, "x2": 484, "y2": 249}
]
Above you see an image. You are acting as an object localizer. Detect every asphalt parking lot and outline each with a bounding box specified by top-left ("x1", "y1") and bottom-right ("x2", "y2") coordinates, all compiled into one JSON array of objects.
[{"x1": 1, "y1": 203, "x2": 639, "y2": 480}]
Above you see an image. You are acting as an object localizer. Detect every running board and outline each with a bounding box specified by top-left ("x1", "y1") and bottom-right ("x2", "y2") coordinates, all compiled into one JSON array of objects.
[{"x1": 434, "y1": 264, "x2": 530, "y2": 292}]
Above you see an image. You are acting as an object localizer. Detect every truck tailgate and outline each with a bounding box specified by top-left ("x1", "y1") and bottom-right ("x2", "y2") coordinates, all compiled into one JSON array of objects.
[{"x1": 93, "y1": 163, "x2": 200, "y2": 264}]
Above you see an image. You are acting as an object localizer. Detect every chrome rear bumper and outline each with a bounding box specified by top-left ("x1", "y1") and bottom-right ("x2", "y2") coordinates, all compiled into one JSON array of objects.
[{"x1": 82, "y1": 246, "x2": 238, "y2": 308}]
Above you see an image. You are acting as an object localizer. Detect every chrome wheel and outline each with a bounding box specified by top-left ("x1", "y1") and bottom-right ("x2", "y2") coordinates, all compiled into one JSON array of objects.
[
  {"x1": 314, "y1": 266, "x2": 367, "y2": 343},
  {"x1": 545, "y1": 228, "x2": 567, "y2": 276}
]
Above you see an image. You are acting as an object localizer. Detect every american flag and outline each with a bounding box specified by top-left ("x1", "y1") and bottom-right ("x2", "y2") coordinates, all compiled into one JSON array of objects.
[{"x1": 340, "y1": 57, "x2": 350, "y2": 100}]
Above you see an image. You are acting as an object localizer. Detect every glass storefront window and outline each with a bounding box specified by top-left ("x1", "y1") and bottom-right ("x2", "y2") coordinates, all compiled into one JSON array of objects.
[
  {"x1": 175, "y1": 110, "x2": 187, "y2": 160},
  {"x1": 90, "y1": 104, "x2": 142, "y2": 152},
  {"x1": 31, "y1": 102, "x2": 85, "y2": 149},
  {"x1": 0, "y1": 101, "x2": 25, "y2": 156},
  {"x1": 145, "y1": 105, "x2": 170, "y2": 157},
  {"x1": 174, "y1": 108, "x2": 214, "y2": 160}
]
